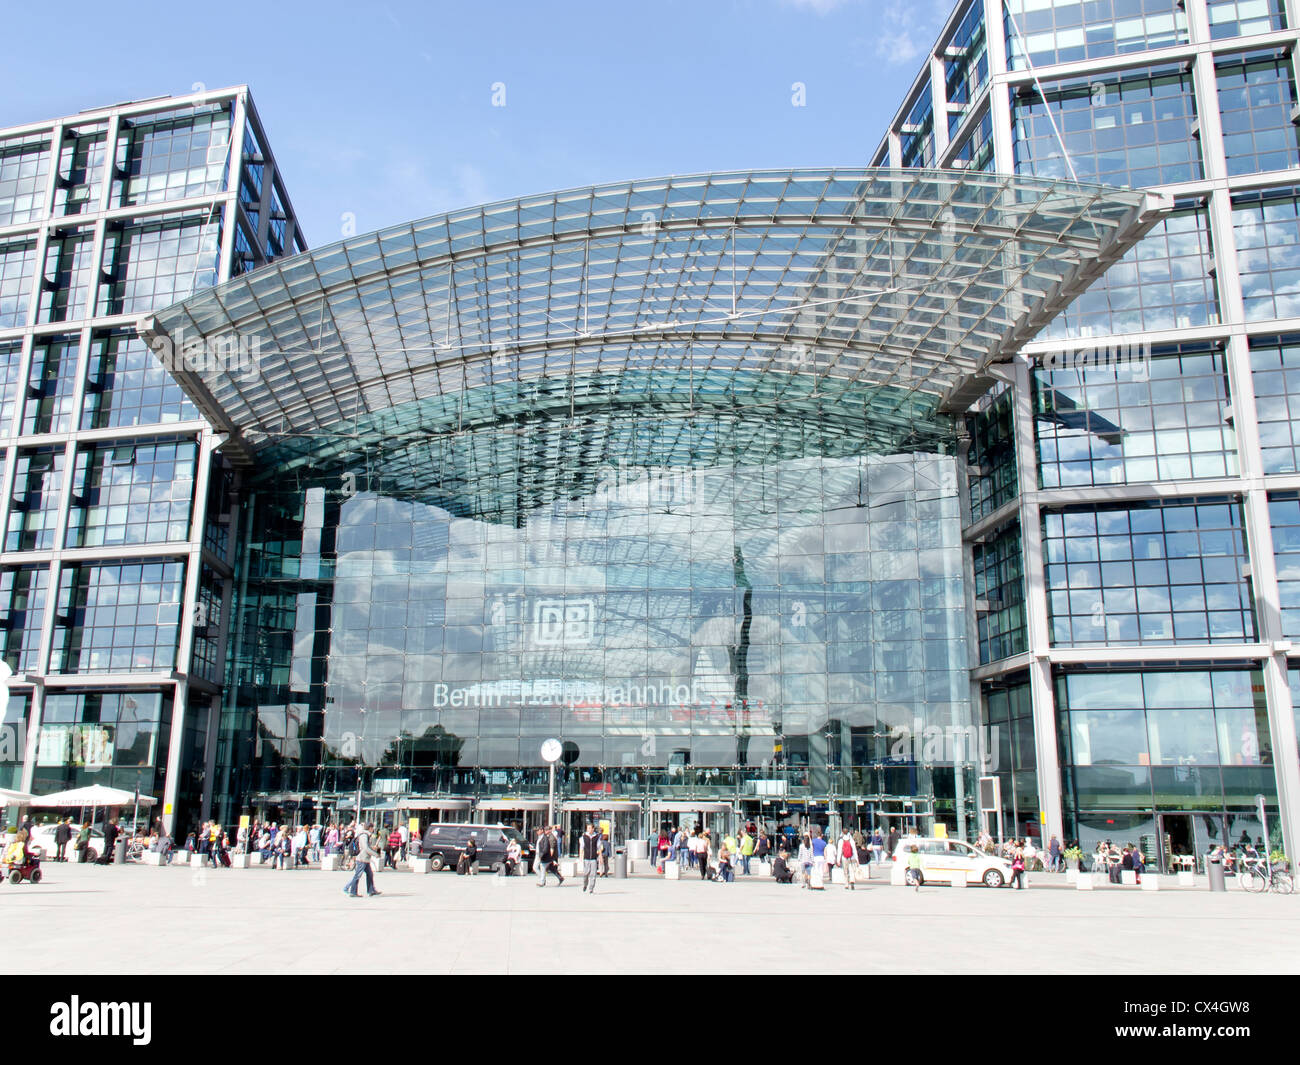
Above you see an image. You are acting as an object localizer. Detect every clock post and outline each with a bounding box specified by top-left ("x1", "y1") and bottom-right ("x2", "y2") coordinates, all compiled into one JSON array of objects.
[{"x1": 541, "y1": 738, "x2": 562, "y2": 834}]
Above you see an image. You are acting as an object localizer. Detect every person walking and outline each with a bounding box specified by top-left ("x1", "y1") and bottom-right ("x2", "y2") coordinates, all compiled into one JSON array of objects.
[
  {"x1": 599, "y1": 831, "x2": 612, "y2": 877},
  {"x1": 75, "y1": 821, "x2": 91, "y2": 863},
  {"x1": 1011, "y1": 842, "x2": 1026, "y2": 890},
  {"x1": 536, "y1": 825, "x2": 563, "y2": 886},
  {"x1": 836, "y1": 828, "x2": 860, "y2": 890},
  {"x1": 809, "y1": 826, "x2": 828, "y2": 889},
  {"x1": 739, "y1": 829, "x2": 755, "y2": 875},
  {"x1": 580, "y1": 823, "x2": 600, "y2": 893},
  {"x1": 386, "y1": 826, "x2": 401, "y2": 869},
  {"x1": 342, "y1": 822, "x2": 381, "y2": 897},
  {"x1": 886, "y1": 826, "x2": 899, "y2": 861}
]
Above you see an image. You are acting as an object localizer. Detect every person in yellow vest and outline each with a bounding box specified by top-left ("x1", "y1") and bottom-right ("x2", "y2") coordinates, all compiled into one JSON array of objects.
[{"x1": 739, "y1": 830, "x2": 755, "y2": 875}]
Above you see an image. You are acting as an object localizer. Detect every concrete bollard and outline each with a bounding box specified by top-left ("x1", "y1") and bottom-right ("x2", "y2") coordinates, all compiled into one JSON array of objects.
[
  {"x1": 1178, "y1": 871, "x2": 1194, "y2": 887},
  {"x1": 1140, "y1": 874, "x2": 1160, "y2": 891},
  {"x1": 407, "y1": 857, "x2": 432, "y2": 874},
  {"x1": 319, "y1": 854, "x2": 341, "y2": 872},
  {"x1": 228, "y1": 852, "x2": 250, "y2": 869},
  {"x1": 1066, "y1": 868, "x2": 1079, "y2": 884},
  {"x1": 190, "y1": 853, "x2": 205, "y2": 869},
  {"x1": 1121, "y1": 870, "x2": 1137, "y2": 886},
  {"x1": 890, "y1": 862, "x2": 907, "y2": 886},
  {"x1": 664, "y1": 860, "x2": 679, "y2": 880},
  {"x1": 1076, "y1": 873, "x2": 1095, "y2": 891},
  {"x1": 831, "y1": 866, "x2": 846, "y2": 885}
]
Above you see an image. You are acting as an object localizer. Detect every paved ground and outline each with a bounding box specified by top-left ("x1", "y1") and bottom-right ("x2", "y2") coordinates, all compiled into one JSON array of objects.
[{"x1": 4, "y1": 860, "x2": 1296, "y2": 974}]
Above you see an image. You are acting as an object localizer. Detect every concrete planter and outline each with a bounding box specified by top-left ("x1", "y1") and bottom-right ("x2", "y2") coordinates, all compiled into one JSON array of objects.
[
  {"x1": 1121, "y1": 870, "x2": 1137, "y2": 886},
  {"x1": 1075, "y1": 874, "x2": 1095, "y2": 891},
  {"x1": 319, "y1": 854, "x2": 341, "y2": 872},
  {"x1": 1178, "y1": 871, "x2": 1195, "y2": 887},
  {"x1": 1140, "y1": 874, "x2": 1160, "y2": 891},
  {"x1": 1066, "y1": 868, "x2": 1079, "y2": 884}
]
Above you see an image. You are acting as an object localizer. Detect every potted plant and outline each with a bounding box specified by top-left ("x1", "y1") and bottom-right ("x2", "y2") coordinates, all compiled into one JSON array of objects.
[
  {"x1": 1064, "y1": 846, "x2": 1083, "y2": 882},
  {"x1": 1270, "y1": 849, "x2": 1290, "y2": 873}
]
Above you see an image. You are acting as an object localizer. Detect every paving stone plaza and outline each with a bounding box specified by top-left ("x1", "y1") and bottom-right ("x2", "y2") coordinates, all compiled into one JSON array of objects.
[{"x1": 6, "y1": 861, "x2": 1296, "y2": 975}]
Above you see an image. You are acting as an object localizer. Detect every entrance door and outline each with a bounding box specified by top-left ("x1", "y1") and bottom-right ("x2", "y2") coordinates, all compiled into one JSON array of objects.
[{"x1": 1159, "y1": 813, "x2": 1194, "y2": 874}]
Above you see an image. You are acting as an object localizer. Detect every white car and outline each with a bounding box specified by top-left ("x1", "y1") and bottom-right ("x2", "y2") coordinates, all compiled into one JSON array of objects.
[
  {"x1": 891, "y1": 836, "x2": 1015, "y2": 887},
  {"x1": 28, "y1": 824, "x2": 105, "y2": 862}
]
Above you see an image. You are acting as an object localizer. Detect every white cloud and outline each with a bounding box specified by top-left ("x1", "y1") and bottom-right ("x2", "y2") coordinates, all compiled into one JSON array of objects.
[
  {"x1": 871, "y1": 0, "x2": 952, "y2": 66},
  {"x1": 782, "y1": 0, "x2": 858, "y2": 12}
]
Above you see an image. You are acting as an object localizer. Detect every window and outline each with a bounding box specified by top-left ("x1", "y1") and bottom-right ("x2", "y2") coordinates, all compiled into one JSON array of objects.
[
  {"x1": 113, "y1": 106, "x2": 232, "y2": 207},
  {"x1": 1269, "y1": 492, "x2": 1300, "y2": 636},
  {"x1": 945, "y1": 2, "x2": 989, "y2": 117},
  {"x1": 1043, "y1": 499, "x2": 1254, "y2": 646},
  {"x1": 83, "y1": 329, "x2": 198, "y2": 429},
  {"x1": 973, "y1": 523, "x2": 1027, "y2": 664},
  {"x1": 0, "y1": 567, "x2": 48, "y2": 673},
  {"x1": 899, "y1": 87, "x2": 935, "y2": 169},
  {"x1": 1005, "y1": 0, "x2": 1187, "y2": 69},
  {"x1": 66, "y1": 438, "x2": 197, "y2": 548},
  {"x1": 967, "y1": 382, "x2": 1017, "y2": 522},
  {"x1": 1012, "y1": 64, "x2": 1202, "y2": 187},
  {"x1": 1041, "y1": 204, "x2": 1218, "y2": 339},
  {"x1": 0, "y1": 135, "x2": 50, "y2": 226},
  {"x1": 1250, "y1": 336, "x2": 1300, "y2": 472},
  {"x1": 50, "y1": 560, "x2": 185, "y2": 674},
  {"x1": 6, "y1": 448, "x2": 64, "y2": 551},
  {"x1": 1216, "y1": 49, "x2": 1300, "y2": 176},
  {"x1": 54, "y1": 125, "x2": 106, "y2": 216},
  {"x1": 0, "y1": 241, "x2": 36, "y2": 329},
  {"x1": 22, "y1": 335, "x2": 79, "y2": 435},
  {"x1": 1035, "y1": 345, "x2": 1237, "y2": 487},
  {"x1": 1234, "y1": 189, "x2": 1300, "y2": 321},
  {"x1": 1207, "y1": 0, "x2": 1287, "y2": 40},
  {"x1": 36, "y1": 228, "x2": 94, "y2": 323},
  {"x1": 97, "y1": 212, "x2": 220, "y2": 316}
]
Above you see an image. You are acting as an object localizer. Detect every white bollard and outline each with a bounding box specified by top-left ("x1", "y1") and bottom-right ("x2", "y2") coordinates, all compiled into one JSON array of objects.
[
  {"x1": 407, "y1": 857, "x2": 432, "y2": 874},
  {"x1": 228, "y1": 852, "x2": 250, "y2": 868},
  {"x1": 141, "y1": 850, "x2": 163, "y2": 866},
  {"x1": 1178, "y1": 871, "x2": 1194, "y2": 887},
  {"x1": 664, "y1": 860, "x2": 680, "y2": 880},
  {"x1": 1076, "y1": 873, "x2": 1095, "y2": 891},
  {"x1": 190, "y1": 853, "x2": 205, "y2": 869},
  {"x1": 319, "y1": 854, "x2": 340, "y2": 872},
  {"x1": 1066, "y1": 868, "x2": 1079, "y2": 884},
  {"x1": 1140, "y1": 874, "x2": 1160, "y2": 891},
  {"x1": 831, "y1": 866, "x2": 846, "y2": 884},
  {"x1": 1121, "y1": 870, "x2": 1137, "y2": 886},
  {"x1": 890, "y1": 862, "x2": 907, "y2": 886}
]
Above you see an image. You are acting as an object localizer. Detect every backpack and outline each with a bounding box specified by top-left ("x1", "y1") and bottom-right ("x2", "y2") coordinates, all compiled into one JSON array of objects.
[
  {"x1": 842, "y1": 839, "x2": 853, "y2": 859},
  {"x1": 348, "y1": 837, "x2": 360, "y2": 857}
]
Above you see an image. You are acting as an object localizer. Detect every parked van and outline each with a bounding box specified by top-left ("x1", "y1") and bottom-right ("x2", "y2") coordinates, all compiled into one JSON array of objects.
[{"x1": 416, "y1": 822, "x2": 531, "y2": 873}]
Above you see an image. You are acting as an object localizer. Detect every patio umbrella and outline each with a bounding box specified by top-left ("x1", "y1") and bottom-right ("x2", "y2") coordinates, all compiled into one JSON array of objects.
[{"x1": 31, "y1": 785, "x2": 158, "y2": 839}]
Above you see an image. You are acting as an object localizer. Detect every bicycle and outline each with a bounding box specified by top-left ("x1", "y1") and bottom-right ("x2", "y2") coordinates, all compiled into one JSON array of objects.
[{"x1": 1239, "y1": 859, "x2": 1293, "y2": 894}]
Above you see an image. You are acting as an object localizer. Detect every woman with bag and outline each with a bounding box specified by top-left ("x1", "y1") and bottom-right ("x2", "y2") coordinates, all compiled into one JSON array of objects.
[{"x1": 1011, "y1": 843, "x2": 1026, "y2": 890}]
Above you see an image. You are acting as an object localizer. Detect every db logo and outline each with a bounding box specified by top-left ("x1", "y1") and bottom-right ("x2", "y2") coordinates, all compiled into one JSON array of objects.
[{"x1": 533, "y1": 599, "x2": 594, "y2": 646}]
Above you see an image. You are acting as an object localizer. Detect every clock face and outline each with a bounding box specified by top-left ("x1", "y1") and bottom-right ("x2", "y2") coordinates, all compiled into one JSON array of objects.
[{"x1": 541, "y1": 738, "x2": 562, "y2": 763}]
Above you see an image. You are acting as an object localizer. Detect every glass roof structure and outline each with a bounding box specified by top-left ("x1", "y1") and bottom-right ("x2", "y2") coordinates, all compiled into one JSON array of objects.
[{"x1": 141, "y1": 168, "x2": 1167, "y2": 521}]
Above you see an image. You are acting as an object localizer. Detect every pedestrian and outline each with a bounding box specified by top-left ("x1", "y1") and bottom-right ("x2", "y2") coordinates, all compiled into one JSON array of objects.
[
  {"x1": 798, "y1": 834, "x2": 813, "y2": 887},
  {"x1": 739, "y1": 829, "x2": 754, "y2": 875},
  {"x1": 75, "y1": 821, "x2": 91, "y2": 863},
  {"x1": 717, "y1": 843, "x2": 734, "y2": 883},
  {"x1": 1011, "y1": 842, "x2": 1026, "y2": 890},
  {"x1": 755, "y1": 830, "x2": 770, "y2": 871},
  {"x1": 599, "y1": 831, "x2": 612, "y2": 877},
  {"x1": 836, "y1": 828, "x2": 859, "y2": 890},
  {"x1": 1048, "y1": 835, "x2": 1062, "y2": 873},
  {"x1": 580, "y1": 822, "x2": 600, "y2": 893},
  {"x1": 886, "y1": 826, "x2": 899, "y2": 861},
  {"x1": 386, "y1": 826, "x2": 401, "y2": 869},
  {"x1": 907, "y1": 843, "x2": 924, "y2": 891},
  {"x1": 54, "y1": 818, "x2": 71, "y2": 862},
  {"x1": 341, "y1": 822, "x2": 381, "y2": 897},
  {"x1": 536, "y1": 825, "x2": 563, "y2": 886},
  {"x1": 809, "y1": 825, "x2": 828, "y2": 889}
]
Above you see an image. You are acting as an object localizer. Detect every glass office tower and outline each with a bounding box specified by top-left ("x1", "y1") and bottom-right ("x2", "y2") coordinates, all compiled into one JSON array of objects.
[
  {"x1": 874, "y1": 0, "x2": 1300, "y2": 865},
  {"x1": 0, "y1": 88, "x2": 303, "y2": 833}
]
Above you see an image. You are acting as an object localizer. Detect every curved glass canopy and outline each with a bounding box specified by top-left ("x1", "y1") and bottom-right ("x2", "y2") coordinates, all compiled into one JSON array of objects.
[{"x1": 142, "y1": 168, "x2": 1166, "y2": 520}]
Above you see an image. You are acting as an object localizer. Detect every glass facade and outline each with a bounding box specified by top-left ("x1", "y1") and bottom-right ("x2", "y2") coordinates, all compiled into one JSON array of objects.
[{"x1": 217, "y1": 453, "x2": 977, "y2": 829}]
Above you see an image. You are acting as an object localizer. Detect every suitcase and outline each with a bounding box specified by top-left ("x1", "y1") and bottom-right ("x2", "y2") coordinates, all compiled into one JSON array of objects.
[
  {"x1": 220, "y1": 850, "x2": 231, "y2": 868},
  {"x1": 456, "y1": 853, "x2": 469, "y2": 875}
]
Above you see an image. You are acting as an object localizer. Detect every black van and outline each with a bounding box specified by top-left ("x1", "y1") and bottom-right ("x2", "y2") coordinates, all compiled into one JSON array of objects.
[{"x1": 417, "y1": 822, "x2": 531, "y2": 873}]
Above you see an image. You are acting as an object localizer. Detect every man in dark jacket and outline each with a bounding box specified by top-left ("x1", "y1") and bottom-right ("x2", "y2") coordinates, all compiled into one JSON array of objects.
[
  {"x1": 887, "y1": 826, "x2": 899, "y2": 860},
  {"x1": 54, "y1": 818, "x2": 72, "y2": 862},
  {"x1": 100, "y1": 818, "x2": 119, "y2": 864}
]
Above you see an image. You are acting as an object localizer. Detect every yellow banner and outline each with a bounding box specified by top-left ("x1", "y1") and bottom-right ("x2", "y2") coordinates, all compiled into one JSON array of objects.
[
  {"x1": 934, "y1": 823, "x2": 947, "y2": 839},
  {"x1": 408, "y1": 818, "x2": 420, "y2": 834},
  {"x1": 239, "y1": 814, "x2": 250, "y2": 829}
]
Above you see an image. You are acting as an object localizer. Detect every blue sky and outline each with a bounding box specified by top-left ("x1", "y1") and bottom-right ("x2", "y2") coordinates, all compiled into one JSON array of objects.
[{"x1": 2, "y1": 0, "x2": 954, "y2": 246}]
